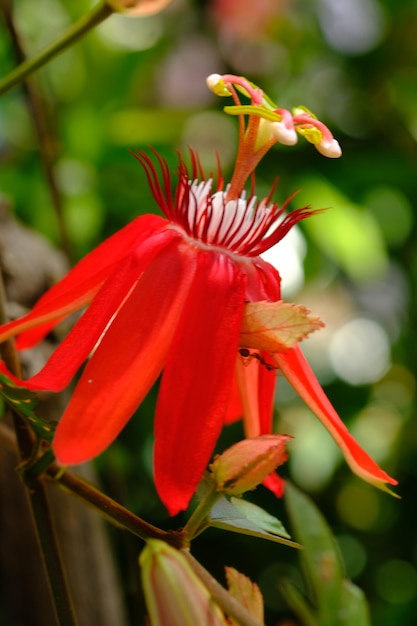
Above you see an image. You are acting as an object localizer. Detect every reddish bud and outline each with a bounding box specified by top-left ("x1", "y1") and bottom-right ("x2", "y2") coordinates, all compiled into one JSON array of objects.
[{"x1": 211, "y1": 435, "x2": 290, "y2": 496}]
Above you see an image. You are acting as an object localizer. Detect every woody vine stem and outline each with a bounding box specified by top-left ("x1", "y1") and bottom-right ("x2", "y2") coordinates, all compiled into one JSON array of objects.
[
  {"x1": 0, "y1": 272, "x2": 78, "y2": 626},
  {"x1": 0, "y1": 416, "x2": 263, "y2": 626}
]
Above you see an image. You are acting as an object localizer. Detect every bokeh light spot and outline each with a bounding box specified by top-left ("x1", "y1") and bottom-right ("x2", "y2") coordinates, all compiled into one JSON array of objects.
[
  {"x1": 97, "y1": 13, "x2": 163, "y2": 51},
  {"x1": 64, "y1": 195, "x2": 103, "y2": 246},
  {"x1": 351, "y1": 403, "x2": 402, "y2": 465},
  {"x1": 279, "y1": 407, "x2": 341, "y2": 492},
  {"x1": 375, "y1": 560, "x2": 417, "y2": 605},
  {"x1": 373, "y1": 365, "x2": 416, "y2": 412},
  {"x1": 55, "y1": 158, "x2": 95, "y2": 196},
  {"x1": 318, "y1": 0, "x2": 386, "y2": 55},
  {"x1": 329, "y1": 318, "x2": 390, "y2": 385},
  {"x1": 336, "y1": 482, "x2": 380, "y2": 530}
]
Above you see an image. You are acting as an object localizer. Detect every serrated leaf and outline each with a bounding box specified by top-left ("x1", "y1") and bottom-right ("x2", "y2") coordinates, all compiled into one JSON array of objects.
[
  {"x1": 209, "y1": 495, "x2": 300, "y2": 548},
  {"x1": 225, "y1": 566, "x2": 264, "y2": 626},
  {"x1": 240, "y1": 301, "x2": 324, "y2": 352}
]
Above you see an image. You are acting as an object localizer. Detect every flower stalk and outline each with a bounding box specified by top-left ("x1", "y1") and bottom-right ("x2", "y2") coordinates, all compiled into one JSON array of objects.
[{"x1": 181, "y1": 479, "x2": 221, "y2": 543}]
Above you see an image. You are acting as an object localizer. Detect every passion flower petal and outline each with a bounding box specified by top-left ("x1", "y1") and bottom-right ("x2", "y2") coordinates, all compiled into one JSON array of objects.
[
  {"x1": 154, "y1": 251, "x2": 246, "y2": 515},
  {"x1": 274, "y1": 345, "x2": 398, "y2": 494}
]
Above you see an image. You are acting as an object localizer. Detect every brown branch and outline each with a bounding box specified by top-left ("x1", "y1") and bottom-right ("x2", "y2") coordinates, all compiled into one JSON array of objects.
[
  {"x1": 0, "y1": 422, "x2": 183, "y2": 549},
  {"x1": 0, "y1": 270, "x2": 78, "y2": 626},
  {"x1": 46, "y1": 462, "x2": 184, "y2": 548}
]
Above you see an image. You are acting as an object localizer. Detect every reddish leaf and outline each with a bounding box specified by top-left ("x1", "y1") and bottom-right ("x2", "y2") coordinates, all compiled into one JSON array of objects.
[{"x1": 240, "y1": 300, "x2": 324, "y2": 352}]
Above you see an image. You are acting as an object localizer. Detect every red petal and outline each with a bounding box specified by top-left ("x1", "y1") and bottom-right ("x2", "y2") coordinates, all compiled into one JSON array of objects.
[
  {"x1": 154, "y1": 250, "x2": 246, "y2": 515},
  {"x1": 224, "y1": 349, "x2": 276, "y2": 429},
  {"x1": 257, "y1": 352, "x2": 277, "y2": 434},
  {"x1": 234, "y1": 354, "x2": 276, "y2": 438},
  {"x1": 19, "y1": 229, "x2": 179, "y2": 392},
  {"x1": 245, "y1": 257, "x2": 281, "y2": 302},
  {"x1": 224, "y1": 371, "x2": 243, "y2": 424},
  {"x1": 274, "y1": 345, "x2": 398, "y2": 493},
  {"x1": 262, "y1": 471, "x2": 286, "y2": 498},
  {"x1": 53, "y1": 240, "x2": 195, "y2": 465},
  {"x1": 0, "y1": 214, "x2": 166, "y2": 349},
  {"x1": 235, "y1": 358, "x2": 263, "y2": 438}
]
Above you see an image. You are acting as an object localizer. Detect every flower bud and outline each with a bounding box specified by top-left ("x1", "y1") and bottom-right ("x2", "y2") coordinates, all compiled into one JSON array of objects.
[
  {"x1": 270, "y1": 121, "x2": 298, "y2": 146},
  {"x1": 270, "y1": 108, "x2": 298, "y2": 146},
  {"x1": 211, "y1": 435, "x2": 289, "y2": 496},
  {"x1": 314, "y1": 138, "x2": 342, "y2": 158},
  {"x1": 140, "y1": 540, "x2": 227, "y2": 626},
  {"x1": 106, "y1": 0, "x2": 172, "y2": 16},
  {"x1": 206, "y1": 73, "x2": 232, "y2": 97}
]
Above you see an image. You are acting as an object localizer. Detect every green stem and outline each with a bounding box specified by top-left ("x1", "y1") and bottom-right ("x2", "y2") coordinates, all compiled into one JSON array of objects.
[
  {"x1": 181, "y1": 480, "x2": 220, "y2": 543},
  {"x1": 0, "y1": 1, "x2": 114, "y2": 96}
]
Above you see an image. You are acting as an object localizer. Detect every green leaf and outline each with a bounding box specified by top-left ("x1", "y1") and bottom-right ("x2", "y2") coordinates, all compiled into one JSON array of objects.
[
  {"x1": 208, "y1": 495, "x2": 300, "y2": 548},
  {"x1": 230, "y1": 497, "x2": 291, "y2": 538},
  {"x1": 279, "y1": 581, "x2": 318, "y2": 626},
  {"x1": 339, "y1": 580, "x2": 371, "y2": 626},
  {"x1": 0, "y1": 372, "x2": 54, "y2": 441},
  {"x1": 284, "y1": 482, "x2": 344, "y2": 625},
  {"x1": 283, "y1": 483, "x2": 372, "y2": 626}
]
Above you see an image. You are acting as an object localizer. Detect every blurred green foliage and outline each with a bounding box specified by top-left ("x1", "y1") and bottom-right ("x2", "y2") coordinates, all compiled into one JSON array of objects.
[{"x1": 1, "y1": 0, "x2": 417, "y2": 624}]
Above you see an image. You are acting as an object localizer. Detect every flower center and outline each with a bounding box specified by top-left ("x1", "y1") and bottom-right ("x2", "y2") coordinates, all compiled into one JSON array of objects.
[
  {"x1": 131, "y1": 149, "x2": 314, "y2": 259},
  {"x1": 176, "y1": 179, "x2": 280, "y2": 256},
  {"x1": 172, "y1": 175, "x2": 311, "y2": 258}
]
